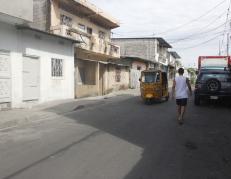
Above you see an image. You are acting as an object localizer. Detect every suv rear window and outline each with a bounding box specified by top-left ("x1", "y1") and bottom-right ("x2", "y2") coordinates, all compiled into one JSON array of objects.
[{"x1": 200, "y1": 73, "x2": 231, "y2": 82}]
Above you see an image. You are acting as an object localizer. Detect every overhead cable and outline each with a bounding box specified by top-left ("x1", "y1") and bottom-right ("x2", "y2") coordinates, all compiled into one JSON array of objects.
[
  {"x1": 169, "y1": 21, "x2": 227, "y2": 43},
  {"x1": 176, "y1": 33, "x2": 223, "y2": 50},
  {"x1": 220, "y1": 0, "x2": 231, "y2": 51},
  {"x1": 156, "y1": 0, "x2": 227, "y2": 35}
]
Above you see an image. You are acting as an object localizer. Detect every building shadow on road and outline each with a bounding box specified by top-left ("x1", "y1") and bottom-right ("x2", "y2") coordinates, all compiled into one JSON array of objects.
[{"x1": 44, "y1": 95, "x2": 231, "y2": 179}]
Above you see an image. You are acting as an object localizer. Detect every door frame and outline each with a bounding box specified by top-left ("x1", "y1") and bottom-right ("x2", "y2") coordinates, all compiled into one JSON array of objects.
[
  {"x1": 22, "y1": 54, "x2": 40, "y2": 101},
  {"x1": 0, "y1": 49, "x2": 11, "y2": 104}
]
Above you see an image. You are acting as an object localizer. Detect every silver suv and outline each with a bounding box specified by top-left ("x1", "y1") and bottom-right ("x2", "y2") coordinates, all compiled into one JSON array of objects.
[{"x1": 194, "y1": 69, "x2": 231, "y2": 105}]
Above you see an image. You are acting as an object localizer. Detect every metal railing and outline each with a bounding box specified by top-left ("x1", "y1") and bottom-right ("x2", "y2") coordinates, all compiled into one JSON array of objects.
[{"x1": 50, "y1": 25, "x2": 120, "y2": 58}]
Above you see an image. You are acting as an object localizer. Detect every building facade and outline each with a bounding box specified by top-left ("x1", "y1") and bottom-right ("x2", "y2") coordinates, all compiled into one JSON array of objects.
[
  {"x1": 112, "y1": 37, "x2": 172, "y2": 88},
  {"x1": 31, "y1": 0, "x2": 124, "y2": 98},
  {"x1": 112, "y1": 57, "x2": 149, "y2": 88},
  {"x1": 0, "y1": 0, "x2": 77, "y2": 109},
  {"x1": 112, "y1": 37, "x2": 172, "y2": 71}
]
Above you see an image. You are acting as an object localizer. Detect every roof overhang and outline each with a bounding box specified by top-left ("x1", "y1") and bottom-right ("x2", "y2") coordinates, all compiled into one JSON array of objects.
[
  {"x1": 121, "y1": 56, "x2": 153, "y2": 63},
  {"x1": 156, "y1": 38, "x2": 172, "y2": 48},
  {"x1": 169, "y1": 51, "x2": 181, "y2": 59},
  {"x1": 16, "y1": 25, "x2": 81, "y2": 43},
  {"x1": 59, "y1": 0, "x2": 119, "y2": 29},
  {"x1": 75, "y1": 47, "x2": 120, "y2": 62},
  {"x1": 0, "y1": 12, "x2": 29, "y2": 25}
]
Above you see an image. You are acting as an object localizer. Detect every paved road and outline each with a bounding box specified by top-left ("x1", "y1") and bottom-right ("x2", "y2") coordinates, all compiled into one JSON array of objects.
[{"x1": 0, "y1": 93, "x2": 231, "y2": 179}]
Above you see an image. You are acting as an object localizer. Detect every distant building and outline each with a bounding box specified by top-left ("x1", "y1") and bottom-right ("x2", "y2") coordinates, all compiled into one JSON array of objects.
[
  {"x1": 168, "y1": 51, "x2": 181, "y2": 80},
  {"x1": 112, "y1": 37, "x2": 172, "y2": 71}
]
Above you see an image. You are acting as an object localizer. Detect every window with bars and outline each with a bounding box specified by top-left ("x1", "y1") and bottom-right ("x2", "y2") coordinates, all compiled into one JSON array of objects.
[
  {"x1": 60, "y1": 14, "x2": 72, "y2": 27},
  {"x1": 51, "y1": 58, "x2": 63, "y2": 77},
  {"x1": 115, "y1": 67, "x2": 121, "y2": 82}
]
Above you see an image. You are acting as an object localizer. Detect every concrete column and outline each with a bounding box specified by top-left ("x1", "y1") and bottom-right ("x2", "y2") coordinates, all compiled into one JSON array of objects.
[{"x1": 96, "y1": 62, "x2": 100, "y2": 95}]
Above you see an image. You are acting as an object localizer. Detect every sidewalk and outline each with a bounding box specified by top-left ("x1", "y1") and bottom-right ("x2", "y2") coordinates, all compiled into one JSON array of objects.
[{"x1": 0, "y1": 89, "x2": 139, "y2": 130}]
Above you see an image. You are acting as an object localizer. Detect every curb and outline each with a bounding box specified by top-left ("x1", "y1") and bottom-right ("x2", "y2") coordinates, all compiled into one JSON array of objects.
[
  {"x1": 0, "y1": 89, "x2": 140, "y2": 131},
  {"x1": 0, "y1": 112, "x2": 56, "y2": 131}
]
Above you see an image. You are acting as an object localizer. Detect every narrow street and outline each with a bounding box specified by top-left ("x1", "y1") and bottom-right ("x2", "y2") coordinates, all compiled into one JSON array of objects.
[{"x1": 0, "y1": 91, "x2": 231, "y2": 179}]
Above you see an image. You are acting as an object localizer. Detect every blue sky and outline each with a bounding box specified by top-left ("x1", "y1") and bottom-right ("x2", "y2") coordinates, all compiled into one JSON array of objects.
[{"x1": 89, "y1": 0, "x2": 230, "y2": 67}]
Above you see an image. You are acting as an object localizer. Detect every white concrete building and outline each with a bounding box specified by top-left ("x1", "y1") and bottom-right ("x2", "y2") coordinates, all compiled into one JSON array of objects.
[
  {"x1": 0, "y1": 1, "x2": 78, "y2": 109},
  {"x1": 0, "y1": 23, "x2": 78, "y2": 109}
]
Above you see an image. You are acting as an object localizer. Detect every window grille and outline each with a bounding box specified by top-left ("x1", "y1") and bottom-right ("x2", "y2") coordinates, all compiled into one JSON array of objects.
[
  {"x1": 115, "y1": 67, "x2": 121, "y2": 82},
  {"x1": 51, "y1": 58, "x2": 63, "y2": 77},
  {"x1": 60, "y1": 14, "x2": 72, "y2": 27}
]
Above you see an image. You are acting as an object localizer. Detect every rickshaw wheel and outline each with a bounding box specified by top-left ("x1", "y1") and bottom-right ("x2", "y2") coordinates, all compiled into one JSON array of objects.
[{"x1": 145, "y1": 99, "x2": 152, "y2": 105}]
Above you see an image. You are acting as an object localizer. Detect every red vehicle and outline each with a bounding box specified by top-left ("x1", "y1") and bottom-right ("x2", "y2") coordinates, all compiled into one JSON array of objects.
[{"x1": 198, "y1": 56, "x2": 231, "y2": 71}]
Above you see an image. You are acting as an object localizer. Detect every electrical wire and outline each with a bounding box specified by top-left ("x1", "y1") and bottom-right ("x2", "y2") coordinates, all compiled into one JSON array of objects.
[
  {"x1": 166, "y1": 11, "x2": 226, "y2": 42},
  {"x1": 175, "y1": 33, "x2": 223, "y2": 50},
  {"x1": 168, "y1": 21, "x2": 226, "y2": 43},
  {"x1": 156, "y1": 0, "x2": 227, "y2": 35},
  {"x1": 112, "y1": 0, "x2": 227, "y2": 37},
  {"x1": 220, "y1": 0, "x2": 231, "y2": 52}
]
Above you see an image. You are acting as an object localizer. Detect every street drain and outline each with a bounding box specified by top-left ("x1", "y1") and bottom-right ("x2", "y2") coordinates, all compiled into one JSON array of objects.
[
  {"x1": 73, "y1": 105, "x2": 85, "y2": 111},
  {"x1": 185, "y1": 141, "x2": 198, "y2": 150}
]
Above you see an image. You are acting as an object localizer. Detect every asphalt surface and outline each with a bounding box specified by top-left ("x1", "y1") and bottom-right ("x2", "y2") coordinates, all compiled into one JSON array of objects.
[{"x1": 0, "y1": 93, "x2": 231, "y2": 179}]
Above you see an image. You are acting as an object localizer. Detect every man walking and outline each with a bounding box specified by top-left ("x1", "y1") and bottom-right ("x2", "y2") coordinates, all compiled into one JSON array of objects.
[{"x1": 172, "y1": 68, "x2": 192, "y2": 125}]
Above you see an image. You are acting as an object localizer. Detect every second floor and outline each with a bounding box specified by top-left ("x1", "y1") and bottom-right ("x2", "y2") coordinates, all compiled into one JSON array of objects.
[
  {"x1": 112, "y1": 37, "x2": 172, "y2": 64},
  {"x1": 31, "y1": 0, "x2": 120, "y2": 58},
  {"x1": 0, "y1": 0, "x2": 33, "y2": 24},
  {"x1": 168, "y1": 51, "x2": 181, "y2": 67}
]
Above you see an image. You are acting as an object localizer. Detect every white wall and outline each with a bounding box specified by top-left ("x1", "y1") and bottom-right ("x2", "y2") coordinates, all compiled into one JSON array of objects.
[
  {"x1": 0, "y1": 22, "x2": 74, "y2": 108},
  {"x1": 0, "y1": 0, "x2": 33, "y2": 23}
]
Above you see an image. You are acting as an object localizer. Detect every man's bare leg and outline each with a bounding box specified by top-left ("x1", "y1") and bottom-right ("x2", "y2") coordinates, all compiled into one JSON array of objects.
[
  {"x1": 177, "y1": 105, "x2": 181, "y2": 122},
  {"x1": 180, "y1": 106, "x2": 186, "y2": 123}
]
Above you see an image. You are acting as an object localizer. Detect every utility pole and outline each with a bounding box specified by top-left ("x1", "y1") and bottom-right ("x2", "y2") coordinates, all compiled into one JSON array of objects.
[
  {"x1": 219, "y1": 40, "x2": 221, "y2": 56},
  {"x1": 227, "y1": 33, "x2": 229, "y2": 56},
  {"x1": 227, "y1": 21, "x2": 231, "y2": 56}
]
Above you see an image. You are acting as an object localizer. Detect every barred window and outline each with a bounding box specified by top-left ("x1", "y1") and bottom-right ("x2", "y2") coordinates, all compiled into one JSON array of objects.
[
  {"x1": 115, "y1": 67, "x2": 121, "y2": 82},
  {"x1": 60, "y1": 14, "x2": 72, "y2": 27},
  {"x1": 51, "y1": 58, "x2": 63, "y2": 77}
]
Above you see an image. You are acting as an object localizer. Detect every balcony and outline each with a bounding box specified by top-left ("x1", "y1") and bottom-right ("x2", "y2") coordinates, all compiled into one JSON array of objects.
[
  {"x1": 50, "y1": 25, "x2": 120, "y2": 58},
  {"x1": 158, "y1": 54, "x2": 168, "y2": 65},
  {"x1": 59, "y1": 0, "x2": 119, "y2": 29}
]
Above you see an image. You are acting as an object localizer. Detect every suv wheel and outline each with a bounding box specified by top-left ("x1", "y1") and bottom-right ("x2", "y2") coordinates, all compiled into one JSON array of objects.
[
  {"x1": 194, "y1": 94, "x2": 200, "y2": 106},
  {"x1": 206, "y1": 78, "x2": 221, "y2": 93}
]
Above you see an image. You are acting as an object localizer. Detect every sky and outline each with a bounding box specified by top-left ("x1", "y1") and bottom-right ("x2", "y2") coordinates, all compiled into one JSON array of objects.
[{"x1": 89, "y1": 0, "x2": 231, "y2": 67}]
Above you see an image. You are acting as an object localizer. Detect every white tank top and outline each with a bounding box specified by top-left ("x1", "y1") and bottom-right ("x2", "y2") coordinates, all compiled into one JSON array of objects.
[{"x1": 175, "y1": 76, "x2": 188, "y2": 99}]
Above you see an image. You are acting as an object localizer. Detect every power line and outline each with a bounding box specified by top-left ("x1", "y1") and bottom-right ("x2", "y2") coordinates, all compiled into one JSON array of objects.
[
  {"x1": 175, "y1": 33, "x2": 223, "y2": 50},
  {"x1": 166, "y1": 10, "x2": 226, "y2": 42},
  {"x1": 168, "y1": 21, "x2": 226, "y2": 43},
  {"x1": 220, "y1": 0, "x2": 231, "y2": 53},
  {"x1": 156, "y1": 0, "x2": 227, "y2": 35},
  {"x1": 112, "y1": 0, "x2": 227, "y2": 36}
]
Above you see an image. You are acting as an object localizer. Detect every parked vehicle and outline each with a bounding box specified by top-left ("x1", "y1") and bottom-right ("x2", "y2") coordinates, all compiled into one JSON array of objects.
[
  {"x1": 194, "y1": 69, "x2": 231, "y2": 105},
  {"x1": 198, "y1": 56, "x2": 231, "y2": 71},
  {"x1": 139, "y1": 70, "x2": 169, "y2": 104}
]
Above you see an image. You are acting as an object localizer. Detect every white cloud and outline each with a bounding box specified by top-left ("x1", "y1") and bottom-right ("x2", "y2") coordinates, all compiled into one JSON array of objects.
[{"x1": 89, "y1": 0, "x2": 230, "y2": 67}]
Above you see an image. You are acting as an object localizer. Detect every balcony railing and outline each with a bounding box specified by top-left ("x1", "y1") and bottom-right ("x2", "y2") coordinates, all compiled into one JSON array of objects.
[
  {"x1": 50, "y1": 25, "x2": 120, "y2": 58},
  {"x1": 158, "y1": 54, "x2": 168, "y2": 65}
]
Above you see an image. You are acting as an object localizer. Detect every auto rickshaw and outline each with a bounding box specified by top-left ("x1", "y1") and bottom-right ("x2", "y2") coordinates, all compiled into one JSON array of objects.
[{"x1": 139, "y1": 70, "x2": 169, "y2": 104}]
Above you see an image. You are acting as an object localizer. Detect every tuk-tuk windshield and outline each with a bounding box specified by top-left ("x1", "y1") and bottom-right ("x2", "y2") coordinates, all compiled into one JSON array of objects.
[{"x1": 141, "y1": 72, "x2": 160, "y2": 83}]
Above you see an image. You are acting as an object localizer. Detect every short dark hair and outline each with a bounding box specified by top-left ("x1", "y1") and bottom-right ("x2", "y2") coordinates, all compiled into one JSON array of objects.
[{"x1": 178, "y1": 68, "x2": 184, "y2": 75}]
